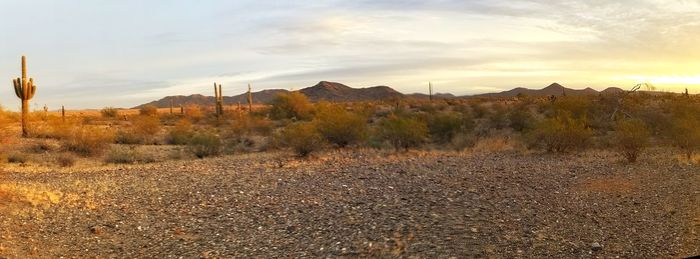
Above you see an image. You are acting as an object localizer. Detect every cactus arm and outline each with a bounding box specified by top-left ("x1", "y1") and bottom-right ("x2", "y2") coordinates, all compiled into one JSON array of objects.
[
  {"x1": 29, "y1": 84, "x2": 36, "y2": 99},
  {"x1": 13, "y1": 79, "x2": 22, "y2": 98}
]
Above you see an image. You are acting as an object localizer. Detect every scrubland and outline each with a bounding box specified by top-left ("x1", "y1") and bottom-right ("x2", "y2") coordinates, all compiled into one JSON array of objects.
[{"x1": 0, "y1": 91, "x2": 699, "y2": 257}]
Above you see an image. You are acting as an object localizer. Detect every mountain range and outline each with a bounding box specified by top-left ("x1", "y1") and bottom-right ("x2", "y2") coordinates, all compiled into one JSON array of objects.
[{"x1": 135, "y1": 82, "x2": 627, "y2": 108}]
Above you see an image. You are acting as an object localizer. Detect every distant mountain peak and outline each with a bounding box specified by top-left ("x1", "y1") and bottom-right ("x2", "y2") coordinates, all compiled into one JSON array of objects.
[{"x1": 544, "y1": 83, "x2": 564, "y2": 89}]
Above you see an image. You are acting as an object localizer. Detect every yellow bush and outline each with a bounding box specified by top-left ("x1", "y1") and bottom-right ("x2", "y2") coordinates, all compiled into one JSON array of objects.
[
  {"x1": 613, "y1": 119, "x2": 650, "y2": 163},
  {"x1": 101, "y1": 107, "x2": 119, "y2": 118},
  {"x1": 139, "y1": 105, "x2": 158, "y2": 116},
  {"x1": 280, "y1": 122, "x2": 324, "y2": 157},
  {"x1": 269, "y1": 92, "x2": 314, "y2": 120},
  {"x1": 313, "y1": 103, "x2": 368, "y2": 147},
  {"x1": 528, "y1": 112, "x2": 592, "y2": 153},
  {"x1": 63, "y1": 126, "x2": 115, "y2": 156},
  {"x1": 167, "y1": 119, "x2": 194, "y2": 145},
  {"x1": 116, "y1": 115, "x2": 161, "y2": 144},
  {"x1": 378, "y1": 115, "x2": 428, "y2": 151},
  {"x1": 669, "y1": 113, "x2": 700, "y2": 159},
  {"x1": 229, "y1": 113, "x2": 274, "y2": 136}
]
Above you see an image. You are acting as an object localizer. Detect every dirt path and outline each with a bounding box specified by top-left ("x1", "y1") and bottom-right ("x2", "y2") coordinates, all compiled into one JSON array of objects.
[{"x1": 0, "y1": 149, "x2": 698, "y2": 258}]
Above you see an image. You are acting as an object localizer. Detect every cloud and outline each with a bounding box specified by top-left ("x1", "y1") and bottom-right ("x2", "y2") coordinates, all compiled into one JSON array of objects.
[{"x1": 3, "y1": 0, "x2": 700, "y2": 109}]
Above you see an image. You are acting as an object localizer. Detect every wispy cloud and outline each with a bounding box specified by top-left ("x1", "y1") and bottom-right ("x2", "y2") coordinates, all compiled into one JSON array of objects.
[{"x1": 1, "y1": 0, "x2": 700, "y2": 109}]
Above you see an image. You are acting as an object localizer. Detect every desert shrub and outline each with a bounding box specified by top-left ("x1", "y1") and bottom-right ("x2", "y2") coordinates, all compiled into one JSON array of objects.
[
  {"x1": 449, "y1": 133, "x2": 478, "y2": 150},
  {"x1": 488, "y1": 104, "x2": 509, "y2": 129},
  {"x1": 427, "y1": 112, "x2": 466, "y2": 144},
  {"x1": 63, "y1": 126, "x2": 115, "y2": 156},
  {"x1": 229, "y1": 113, "x2": 274, "y2": 137},
  {"x1": 552, "y1": 96, "x2": 593, "y2": 119},
  {"x1": 612, "y1": 119, "x2": 650, "y2": 163},
  {"x1": 31, "y1": 140, "x2": 56, "y2": 153},
  {"x1": 7, "y1": 152, "x2": 29, "y2": 164},
  {"x1": 183, "y1": 104, "x2": 204, "y2": 121},
  {"x1": 139, "y1": 105, "x2": 158, "y2": 116},
  {"x1": 669, "y1": 113, "x2": 700, "y2": 159},
  {"x1": 167, "y1": 119, "x2": 194, "y2": 145},
  {"x1": 101, "y1": 107, "x2": 119, "y2": 118},
  {"x1": 0, "y1": 109, "x2": 14, "y2": 144},
  {"x1": 269, "y1": 92, "x2": 314, "y2": 120},
  {"x1": 378, "y1": 115, "x2": 429, "y2": 151},
  {"x1": 187, "y1": 131, "x2": 223, "y2": 158},
  {"x1": 528, "y1": 112, "x2": 593, "y2": 153},
  {"x1": 105, "y1": 146, "x2": 155, "y2": 164},
  {"x1": 469, "y1": 102, "x2": 489, "y2": 118},
  {"x1": 508, "y1": 108, "x2": 535, "y2": 132},
  {"x1": 56, "y1": 154, "x2": 76, "y2": 167},
  {"x1": 116, "y1": 115, "x2": 162, "y2": 144},
  {"x1": 313, "y1": 103, "x2": 368, "y2": 148},
  {"x1": 280, "y1": 122, "x2": 324, "y2": 157}
]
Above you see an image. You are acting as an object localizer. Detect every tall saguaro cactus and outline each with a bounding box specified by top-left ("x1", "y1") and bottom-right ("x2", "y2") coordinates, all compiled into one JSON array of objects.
[
  {"x1": 12, "y1": 56, "x2": 37, "y2": 137},
  {"x1": 247, "y1": 83, "x2": 253, "y2": 112},
  {"x1": 428, "y1": 82, "x2": 433, "y2": 102},
  {"x1": 214, "y1": 83, "x2": 223, "y2": 116}
]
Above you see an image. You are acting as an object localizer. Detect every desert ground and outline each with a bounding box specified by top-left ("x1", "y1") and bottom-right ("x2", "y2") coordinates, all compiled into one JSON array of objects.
[
  {"x1": 1, "y1": 92, "x2": 700, "y2": 258},
  {"x1": 1, "y1": 147, "x2": 698, "y2": 258}
]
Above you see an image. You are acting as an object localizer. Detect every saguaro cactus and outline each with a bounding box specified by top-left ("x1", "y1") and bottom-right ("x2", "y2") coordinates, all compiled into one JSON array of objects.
[
  {"x1": 12, "y1": 56, "x2": 37, "y2": 137},
  {"x1": 61, "y1": 105, "x2": 66, "y2": 122},
  {"x1": 247, "y1": 83, "x2": 253, "y2": 112},
  {"x1": 428, "y1": 82, "x2": 433, "y2": 102},
  {"x1": 214, "y1": 83, "x2": 224, "y2": 116},
  {"x1": 170, "y1": 98, "x2": 174, "y2": 114}
]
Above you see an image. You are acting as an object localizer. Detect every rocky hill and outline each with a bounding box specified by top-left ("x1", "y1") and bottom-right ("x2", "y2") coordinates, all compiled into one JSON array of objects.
[
  {"x1": 470, "y1": 83, "x2": 611, "y2": 98},
  {"x1": 135, "y1": 81, "x2": 405, "y2": 108}
]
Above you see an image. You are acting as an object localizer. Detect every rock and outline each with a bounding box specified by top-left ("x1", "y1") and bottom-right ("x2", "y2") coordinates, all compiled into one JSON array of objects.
[
  {"x1": 591, "y1": 242, "x2": 602, "y2": 251},
  {"x1": 89, "y1": 225, "x2": 103, "y2": 235}
]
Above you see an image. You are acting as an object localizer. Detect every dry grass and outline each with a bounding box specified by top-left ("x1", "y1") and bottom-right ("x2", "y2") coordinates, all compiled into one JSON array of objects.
[{"x1": 470, "y1": 136, "x2": 525, "y2": 153}]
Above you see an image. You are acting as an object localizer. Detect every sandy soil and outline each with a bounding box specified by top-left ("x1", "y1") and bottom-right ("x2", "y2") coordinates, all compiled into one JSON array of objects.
[{"x1": 0, "y1": 149, "x2": 698, "y2": 258}]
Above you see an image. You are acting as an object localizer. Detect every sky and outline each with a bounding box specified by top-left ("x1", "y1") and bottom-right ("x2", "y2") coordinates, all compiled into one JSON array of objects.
[{"x1": 1, "y1": 0, "x2": 700, "y2": 109}]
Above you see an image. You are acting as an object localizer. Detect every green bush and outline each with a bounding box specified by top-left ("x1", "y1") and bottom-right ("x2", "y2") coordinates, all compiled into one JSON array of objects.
[
  {"x1": 280, "y1": 122, "x2": 324, "y2": 157},
  {"x1": 528, "y1": 112, "x2": 592, "y2": 153},
  {"x1": 187, "y1": 131, "x2": 223, "y2": 158},
  {"x1": 488, "y1": 104, "x2": 508, "y2": 129},
  {"x1": 229, "y1": 113, "x2": 274, "y2": 136},
  {"x1": 378, "y1": 115, "x2": 429, "y2": 151},
  {"x1": 427, "y1": 112, "x2": 465, "y2": 144},
  {"x1": 269, "y1": 92, "x2": 314, "y2": 120},
  {"x1": 669, "y1": 113, "x2": 700, "y2": 159},
  {"x1": 313, "y1": 103, "x2": 368, "y2": 148},
  {"x1": 167, "y1": 119, "x2": 194, "y2": 145},
  {"x1": 508, "y1": 108, "x2": 535, "y2": 132},
  {"x1": 613, "y1": 119, "x2": 650, "y2": 163}
]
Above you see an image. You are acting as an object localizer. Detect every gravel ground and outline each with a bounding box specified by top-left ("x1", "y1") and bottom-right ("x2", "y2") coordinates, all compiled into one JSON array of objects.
[{"x1": 0, "y1": 149, "x2": 698, "y2": 258}]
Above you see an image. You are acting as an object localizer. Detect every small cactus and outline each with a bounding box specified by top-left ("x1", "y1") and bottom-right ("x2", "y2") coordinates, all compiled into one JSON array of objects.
[{"x1": 12, "y1": 56, "x2": 37, "y2": 137}]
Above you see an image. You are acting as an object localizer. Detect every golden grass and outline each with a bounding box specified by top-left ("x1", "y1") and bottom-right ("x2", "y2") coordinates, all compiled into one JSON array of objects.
[{"x1": 471, "y1": 136, "x2": 525, "y2": 153}]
